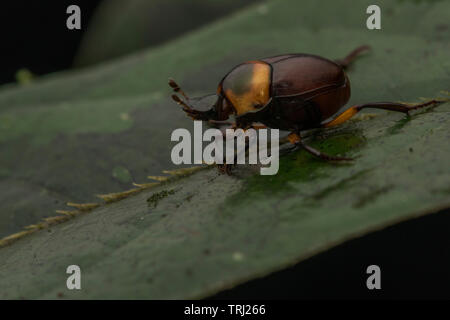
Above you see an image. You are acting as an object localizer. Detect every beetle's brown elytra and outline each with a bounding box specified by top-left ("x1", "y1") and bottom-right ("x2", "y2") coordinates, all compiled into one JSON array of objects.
[{"x1": 169, "y1": 45, "x2": 447, "y2": 174}]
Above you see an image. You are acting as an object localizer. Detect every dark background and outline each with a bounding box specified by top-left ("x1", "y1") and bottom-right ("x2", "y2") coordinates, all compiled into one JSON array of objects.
[
  {"x1": 212, "y1": 208, "x2": 450, "y2": 300},
  {"x1": 0, "y1": 0, "x2": 101, "y2": 85},
  {"x1": 1, "y1": 1, "x2": 449, "y2": 300}
]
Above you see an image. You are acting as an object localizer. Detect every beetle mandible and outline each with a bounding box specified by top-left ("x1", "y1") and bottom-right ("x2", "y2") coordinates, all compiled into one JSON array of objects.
[{"x1": 169, "y1": 46, "x2": 445, "y2": 174}]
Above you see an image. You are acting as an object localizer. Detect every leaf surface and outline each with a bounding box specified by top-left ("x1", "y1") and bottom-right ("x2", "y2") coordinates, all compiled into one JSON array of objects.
[{"x1": 0, "y1": 0, "x2": 449, "y2": 299}]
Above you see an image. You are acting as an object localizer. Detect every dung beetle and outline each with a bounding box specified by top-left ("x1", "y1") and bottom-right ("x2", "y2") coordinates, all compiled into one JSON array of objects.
[{"x1": 169, "y1": 46, "x2": 445, "y2": 174}]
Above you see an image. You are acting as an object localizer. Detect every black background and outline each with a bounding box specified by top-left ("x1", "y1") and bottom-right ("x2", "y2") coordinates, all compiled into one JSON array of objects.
[
  {"x1": 1, "y1": 1, "x2": 449, "y2": 300},
  {"x1": 212, "y1": 208, "x2": 450, "y2": 299},
  {"x1": 0, "y1": 0, "x2": 101, "y2": 85}
]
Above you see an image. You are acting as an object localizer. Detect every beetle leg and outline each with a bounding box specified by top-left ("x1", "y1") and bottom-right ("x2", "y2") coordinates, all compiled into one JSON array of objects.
[
  {"x1": 215, "y1": 124, "x2": 266, "y2": 175},
  {"x1": 214, "y1": 122, "x2": 266, "y2": 135},
  {"x1": 208, "y1": 119, "x2": 235, "y2": 126},
  {"x1": 322, "y1": 99, "x2": 447, "y2": 128},
  {"x1": 249, "y1": 124, "x2": 267, "y2": 130},
  {"x1": 335, "y1": 45, "x2": 371, "y2": 69},
  {"x1": 217, "y1": 163, "x2": 234, "y2": 175},
  {"x1": 287, "y1": 132, "x2": 302, "y2": 144},
  {"x1": 287, "y1": 132, "x2": 353, "y2": 161}
]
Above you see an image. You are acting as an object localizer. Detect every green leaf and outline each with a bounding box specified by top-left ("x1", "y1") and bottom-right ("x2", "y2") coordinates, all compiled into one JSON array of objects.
[{"x1": 0, "y1": 0, "x2": 449, "y2": 299}]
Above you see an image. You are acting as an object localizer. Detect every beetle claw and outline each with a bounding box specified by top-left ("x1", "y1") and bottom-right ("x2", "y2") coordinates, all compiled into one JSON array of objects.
[{"x1": 217, "y1": 163, "x2": 234, "y2": 175}]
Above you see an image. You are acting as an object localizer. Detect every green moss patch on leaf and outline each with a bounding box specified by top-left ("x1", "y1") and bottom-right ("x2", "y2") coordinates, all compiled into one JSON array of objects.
[{"x1": 147, "y1": 189, "x2": 176, "y2": 208}]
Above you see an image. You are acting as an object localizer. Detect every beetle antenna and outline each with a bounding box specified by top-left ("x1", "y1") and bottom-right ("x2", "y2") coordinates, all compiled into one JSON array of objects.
[
  {"x1": 168, "y1": 78, "x2": 190, "y2": 101},
  {"x1": 171, "y1": 94, "x2": 199, "y2": 114},
  {"x1": 171, "y1": 94, "x2": 191, "y2": 110},
  {"x1": 171, "y1": 94, "x2": 211, "y2": 121}
]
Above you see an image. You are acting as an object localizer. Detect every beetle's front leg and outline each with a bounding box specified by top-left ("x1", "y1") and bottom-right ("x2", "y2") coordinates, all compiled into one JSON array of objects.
[
  {"x1": 287, "y1": 132, "x2": 353, "y2": 161},
  {"x1": 217, "y1": 163, "x2": 235, "y2": 175},
  {"x1": 215, "y1": 122, "x2": 268, "y2": 175},
  {"x1": 214, "y1": 122, "x2": 237, "y2": 175}
]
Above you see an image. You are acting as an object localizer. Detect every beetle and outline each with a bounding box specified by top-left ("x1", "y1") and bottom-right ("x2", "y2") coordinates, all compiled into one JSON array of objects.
[{"x1": 169, "y1": 46, "x2": 445, "y2": 174}]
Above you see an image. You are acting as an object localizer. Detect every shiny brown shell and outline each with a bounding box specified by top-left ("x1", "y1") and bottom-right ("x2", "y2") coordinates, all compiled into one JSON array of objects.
[{"x1": 218, "y1": 54, "x2": 351, "y2": 130}]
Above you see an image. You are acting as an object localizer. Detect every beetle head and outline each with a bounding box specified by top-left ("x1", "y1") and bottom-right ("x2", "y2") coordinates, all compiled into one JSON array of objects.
[{"x1": 169, "y1": 79, "x2": 233, "y2": 121}]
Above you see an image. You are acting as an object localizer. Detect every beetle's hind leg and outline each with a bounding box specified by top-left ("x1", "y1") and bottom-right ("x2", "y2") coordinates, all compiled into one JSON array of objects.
[
  {"x1": 322, "y1": 99, "x2": 446, "y2": 128},
  {"x1": 287, "y1": 132, "x2": 353, "y2": 161},
  {"x1": 335, "y1": 45, "x2": 371, "y2": 69}
]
